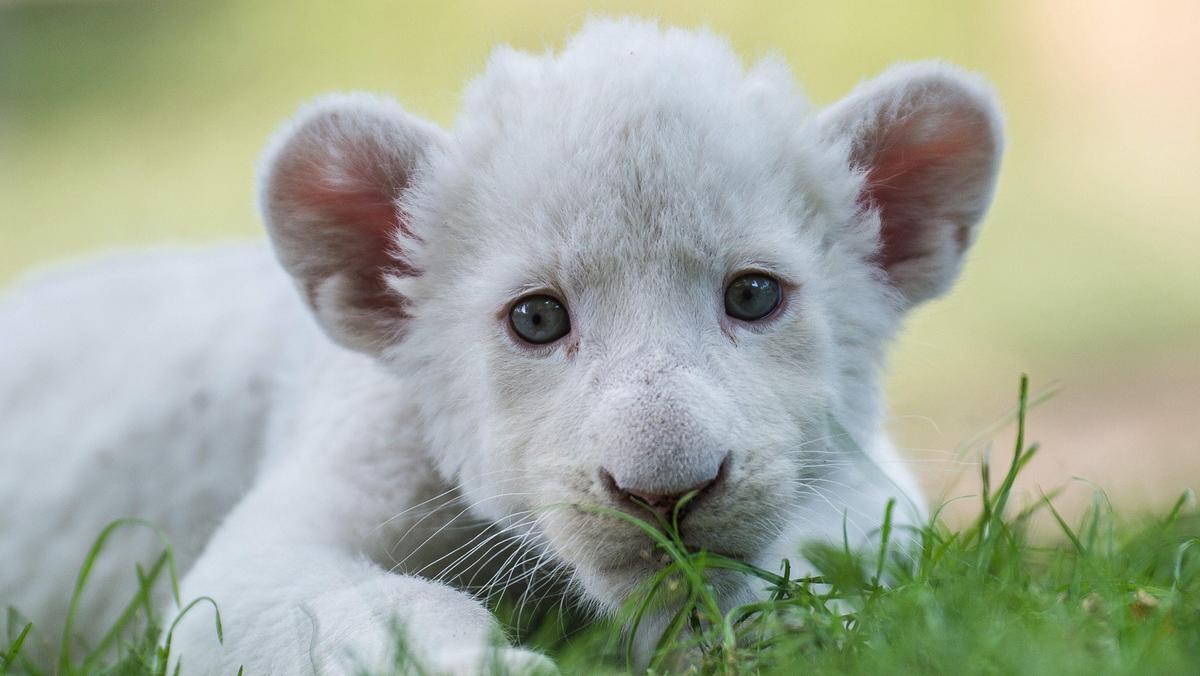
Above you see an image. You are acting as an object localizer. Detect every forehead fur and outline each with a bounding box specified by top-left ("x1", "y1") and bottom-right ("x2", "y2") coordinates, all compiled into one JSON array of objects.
[
  {"x1": 462, "y1": 18, "x2": 808, "y2": 135},
  {"x1": 407, "y1": 19, "x2": 863, "y2": 296}
]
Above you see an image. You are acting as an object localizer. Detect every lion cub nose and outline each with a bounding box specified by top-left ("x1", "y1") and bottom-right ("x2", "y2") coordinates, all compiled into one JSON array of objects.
[{"x1": 600, "y1": 458, "x2": 726, "y2": 518}]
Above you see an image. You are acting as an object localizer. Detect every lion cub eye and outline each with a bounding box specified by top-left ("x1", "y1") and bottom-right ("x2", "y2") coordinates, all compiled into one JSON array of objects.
[
  {"x1": 509, "y1": 295, "x2": 571, "y2": 344},
  {"x1": 724, "y1": 274, "x2": 781, "y2": 321}
]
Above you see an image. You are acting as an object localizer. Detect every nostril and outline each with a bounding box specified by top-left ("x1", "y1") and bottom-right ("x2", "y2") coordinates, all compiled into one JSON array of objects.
[{"x1": 598, "y1": 467, "x2": 620, "y2": 495}]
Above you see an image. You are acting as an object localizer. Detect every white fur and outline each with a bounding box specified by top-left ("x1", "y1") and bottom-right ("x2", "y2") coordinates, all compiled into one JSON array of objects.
[{"x1": 0, "y1": 19, "x2": 1002, "y2": 674}]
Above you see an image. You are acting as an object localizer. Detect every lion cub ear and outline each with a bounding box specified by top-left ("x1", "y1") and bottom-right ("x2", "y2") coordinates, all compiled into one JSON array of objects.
[
  {"x1": 819, "y1": 62, "x2": 1004, "y2": 308},
  {"x1": 259, "y1": 93, "x2": 447, "y2": 354}
]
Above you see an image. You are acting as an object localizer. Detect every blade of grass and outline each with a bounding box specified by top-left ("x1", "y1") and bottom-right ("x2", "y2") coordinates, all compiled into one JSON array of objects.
[
  {"x1": 873, "y1": 499, "x2": 897, "y2": 588},
  {"x1": 621, "y1": 562, "x2": 683, "y2": 671},
  {"x1": 1, "y1": 622, "x2": 32, "y2": 676},
  {"x1": 1040, "y1": 488, "x2": 1085, "y2": 555},
  {"x1": 58, "y1": 518, "x2": 181, "y2": 675},
  {"x1": 80, "y1": 552, "x2": 170, "y2": 672},
  {"x1": 1164, "y1": 489, "x2": 1195, "y2": 526},
  {"x1": 648, "y1": 590, "x2": 700, "y2": 672},
  {"x1": 1173, "y1": 539, "x2": 1199, "y2": 591},
  {"x1": 156, "y1": 596, "x2": 223, "y2": 676}
]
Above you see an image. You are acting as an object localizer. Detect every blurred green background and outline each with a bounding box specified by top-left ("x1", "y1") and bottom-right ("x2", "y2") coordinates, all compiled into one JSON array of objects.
[{"x1": 2, "y1": 0, "x2": 1197, "y2": 516}]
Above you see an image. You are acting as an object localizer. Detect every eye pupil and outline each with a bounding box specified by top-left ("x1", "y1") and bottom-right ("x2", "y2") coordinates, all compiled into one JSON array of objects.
[
  {"x1": 724, "y1": 274, "x2": 782, "y2": 322},
  {"x1": 509, "y1": 295, "x2": 570, "y2": 345}
]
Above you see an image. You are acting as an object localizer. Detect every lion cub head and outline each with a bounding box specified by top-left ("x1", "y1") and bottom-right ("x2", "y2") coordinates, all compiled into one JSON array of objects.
[{"x1": 259, "y1": 20, "x2": 1002, "y2": 609}]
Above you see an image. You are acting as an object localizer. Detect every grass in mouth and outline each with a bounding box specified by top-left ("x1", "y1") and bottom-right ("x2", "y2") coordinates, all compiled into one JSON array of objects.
[{"x1": 5, "y1": 376, "x2": 1199, "y2": 675}]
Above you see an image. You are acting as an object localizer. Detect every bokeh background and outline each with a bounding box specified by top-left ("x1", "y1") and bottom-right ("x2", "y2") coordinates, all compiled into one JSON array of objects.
[{"x1": 3, "y1": 0, "x2": 1197, "y2": 520}]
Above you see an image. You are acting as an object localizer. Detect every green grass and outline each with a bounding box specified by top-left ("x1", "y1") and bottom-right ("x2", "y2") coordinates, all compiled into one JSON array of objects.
[{"x1": 5, "y1": 376, "x2": 1199, "y2": 675}]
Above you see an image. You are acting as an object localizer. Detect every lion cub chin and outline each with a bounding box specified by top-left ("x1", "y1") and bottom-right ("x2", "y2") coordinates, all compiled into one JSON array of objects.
[{"x1": 0, "y1": 17, "x2": 1001, "y2": 673}]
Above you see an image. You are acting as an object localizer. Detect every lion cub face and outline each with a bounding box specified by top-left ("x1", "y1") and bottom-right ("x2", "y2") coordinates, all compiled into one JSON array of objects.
[{"x1": 260, "y1": 21, "x2": 1001, "y2": 608}]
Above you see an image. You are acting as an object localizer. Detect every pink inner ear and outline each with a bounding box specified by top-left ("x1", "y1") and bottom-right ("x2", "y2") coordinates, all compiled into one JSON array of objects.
[
  {"x1": 859, "y1": 112, "x2": 984, "y2": 269},
  {"x1": 280, "y1": 166, "x2": 407, "y2": 240},
  {"x1": 271, "y1": 146, "x2": 420, "y2": 281}
]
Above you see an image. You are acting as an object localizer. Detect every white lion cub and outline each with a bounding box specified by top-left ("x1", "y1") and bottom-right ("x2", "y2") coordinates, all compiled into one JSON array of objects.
[{"x1": 0, "y1": 19, "x2": 1001, "y2": 674}]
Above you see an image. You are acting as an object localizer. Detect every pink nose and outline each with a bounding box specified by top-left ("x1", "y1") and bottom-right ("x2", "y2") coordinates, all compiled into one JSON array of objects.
[{"x1": 600, "y1": 458, "x2": 726, "y2": 518}]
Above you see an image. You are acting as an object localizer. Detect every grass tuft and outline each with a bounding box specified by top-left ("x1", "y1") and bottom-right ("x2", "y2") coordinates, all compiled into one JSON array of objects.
[{"x1": 5, "y1": 520, "x2": 224, "y2": 676}]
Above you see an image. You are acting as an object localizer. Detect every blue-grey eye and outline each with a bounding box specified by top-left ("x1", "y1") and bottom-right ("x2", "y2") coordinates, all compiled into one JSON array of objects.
[
  {"x1": 510, "y1": 295, "x2": 571, "y2": 344},
  {"x1": 724, "y1": 274, "x2": 781, "y2": 321}
]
